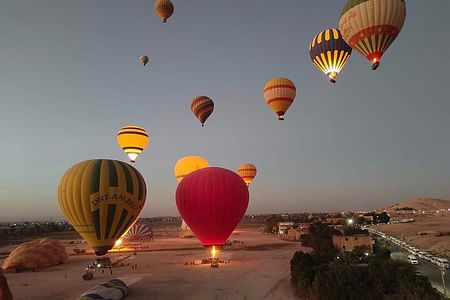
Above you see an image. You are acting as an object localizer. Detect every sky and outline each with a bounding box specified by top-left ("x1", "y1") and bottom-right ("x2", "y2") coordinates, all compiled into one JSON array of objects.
[{"x1": 0, "y1": 1, "x2": 449, "y2": 221}]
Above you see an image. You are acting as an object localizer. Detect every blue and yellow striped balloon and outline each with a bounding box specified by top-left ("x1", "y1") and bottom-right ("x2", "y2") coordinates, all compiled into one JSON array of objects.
[
  {"x1": 309, "y1": 28, "x2": 352, "y2": 83},
  {"x1": 58, "y1": 159, "x2": 147, "y2": 256}
]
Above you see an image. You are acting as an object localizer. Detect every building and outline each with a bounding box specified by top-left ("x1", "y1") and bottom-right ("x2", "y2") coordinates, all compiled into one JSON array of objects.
[
  {"x1": 284, "y1": 224, "x2": 310, "y2": 241},
  {"x1": 276, "y1": 222, "x2": 295, "y2": 235},
  {"x1": 332, "y1": 234, "x2": 375, "y2": 253}
]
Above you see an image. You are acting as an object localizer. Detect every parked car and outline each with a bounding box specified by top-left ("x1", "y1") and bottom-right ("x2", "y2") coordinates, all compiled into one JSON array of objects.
[
  {"x1": 407, "y1": 255, "x2": 419, "y2": 265},
  {"x1": 436, "y1": 258, "x2": 449, "y2": 269}
]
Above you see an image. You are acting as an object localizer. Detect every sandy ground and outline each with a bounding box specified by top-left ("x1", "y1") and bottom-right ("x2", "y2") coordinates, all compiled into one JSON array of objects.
[
  {"x1": 373, "y1": 214, "x2": 450, "y2": 257},
  {"x1": 2, "y1": 226, "x2": 308, "y2": 300}
]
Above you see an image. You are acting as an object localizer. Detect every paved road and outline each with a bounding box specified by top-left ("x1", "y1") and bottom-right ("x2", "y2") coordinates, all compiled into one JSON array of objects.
[{"x1": 377, "y1": 237, "x2": 450, "y2": 298}]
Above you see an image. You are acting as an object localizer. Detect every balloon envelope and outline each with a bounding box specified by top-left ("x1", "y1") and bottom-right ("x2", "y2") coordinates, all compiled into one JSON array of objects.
[
  {"x1": 2, "y1": 239, "x2": 68, "y2": 271},
  {"x1": 117, "y1": 125, "x2": 149, "y2": 163},
  {"x1": 263, "y1": 78, "x2": 296, "y2": 121},
  {"x1": 122, "y1": 223, "x2": 153, "y2": 243},
  {"x1": 309, "y1": 28, "x2": 352, "y2": 83},
  {"x1": 339, "y1": 0, "x2": 406, "y2": 70},
  {"x1": 174, "y1": 156, "x2": 209, "y2": 182},
  {"x1": 191, "y1": 96, "x2": 214, "y2": 127},
  {"x1": 237, "y1": 163, "x2": 257, "y2": 187},
  {"x1": 176, "y1": 167, "x2": 249, "y2": 247},
  {"x1": 139, "y1": 55, "x2": 149, "y2": 66},
  {"x1": 154, "y1": 0, "x2": 174, "y2": 23},
  {"x1": 58, "y1": 159, "x2": 147, "y2": 256}
]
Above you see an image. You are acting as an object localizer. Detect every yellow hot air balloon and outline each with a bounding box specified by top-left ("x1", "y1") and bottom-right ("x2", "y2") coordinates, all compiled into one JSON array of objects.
[
  {"x1": 339, "y1": 0, "x2": 406, "y2": 70},
  {"x1": 237, "y1": 163, "x2": 257, "y2": 187},
  {"x1": 174, "y1": 156, "x2": 209, "y2": 182},
  {"x1": 58, "y1": 159, "x2": 147, "y2": 256},
  {"x1": 154, "y1": 0, "x2": 174, "y2": 23},
  {"x1": 263, "y1": 78, "x2": 296, "y2": 121},
  {"x1": 117, "y1": 125, "x2": 149, "y2": 163}
]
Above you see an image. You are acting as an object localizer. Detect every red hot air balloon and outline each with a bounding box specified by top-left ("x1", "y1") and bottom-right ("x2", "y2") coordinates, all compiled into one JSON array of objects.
[{"x1": 176, "y1": 167, "x2": 249, "y2": 255}]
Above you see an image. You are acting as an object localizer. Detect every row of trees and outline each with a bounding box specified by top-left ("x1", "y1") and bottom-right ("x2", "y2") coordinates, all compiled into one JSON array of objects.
[
  {"x1": 290, "y1": 222, "x2": 441, "y2": 299},
  {"x1": 0, "y1": 222, "x2": 73, "y2": 243}
]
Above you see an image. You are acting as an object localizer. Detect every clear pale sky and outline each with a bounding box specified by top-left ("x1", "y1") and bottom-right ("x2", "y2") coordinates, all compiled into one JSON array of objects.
[{"x1": 0, "y1": 1, "x2": 449, "y2": 221}]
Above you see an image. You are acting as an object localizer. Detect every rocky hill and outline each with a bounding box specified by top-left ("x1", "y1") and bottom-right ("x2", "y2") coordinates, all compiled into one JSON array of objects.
[{"x1": 382, "y1": 197, "x2": 450, "y2": 212}]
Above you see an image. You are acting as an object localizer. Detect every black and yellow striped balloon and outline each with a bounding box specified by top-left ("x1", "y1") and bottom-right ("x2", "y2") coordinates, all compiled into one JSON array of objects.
[
  {"x1": 117, "y1": 125, "x2": 149, "y2": 163},
  {"x1": 309, "y1": 28, "x2": 352, "y2": 83},
  {"x1": 58, "y1": 159, "x2": 147, "y2": 256}
]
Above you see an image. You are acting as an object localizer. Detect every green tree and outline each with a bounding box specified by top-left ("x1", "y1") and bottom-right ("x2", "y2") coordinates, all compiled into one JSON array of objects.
[
  {"x1": 373, "y1": 238, "x2": 391, "y2": 260},
  {"x1": 378, "y1": 212, "x2": 390, "y2": 224},
  {"x1": 263, "y1": 215, "x2": 280, "y2": 234},
  {"x1": 350, "y1": 245, "x2": 371, "y2": 263},
  {"x1": 290, "y1": 251, "x2": 315, "y2": 294},
  {"x1": 303, "y1": 222, "x2": 338, "y2": 257}
]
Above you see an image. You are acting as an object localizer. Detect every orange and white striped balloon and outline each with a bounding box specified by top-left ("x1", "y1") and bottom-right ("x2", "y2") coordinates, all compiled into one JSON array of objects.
[
  {"x1": 237, "y1": 163, "x2": 257, "y2": 187},
  {"x1": 263, "y1": 78, "x2": 296, "y2": 121}
]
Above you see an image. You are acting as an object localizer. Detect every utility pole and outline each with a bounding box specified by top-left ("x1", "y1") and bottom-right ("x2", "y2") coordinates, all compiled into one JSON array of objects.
[{"x1": 441, "y1": 268, "x2": 447, "y2": 297}]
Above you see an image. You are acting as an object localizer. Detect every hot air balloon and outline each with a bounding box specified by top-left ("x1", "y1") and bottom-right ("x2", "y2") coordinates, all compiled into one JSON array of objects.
[
  {"x1": 339, "y1": 0, "x2": 406, "y2": 70},
  {"x1": 191, "y1": 96, "x2": 214, "y2": 127},
  {"x1": 122, "y1": 223, "x2": 153, "y2": 243},
  {"x1": 309, "y1": 28, "x2": 352, "y2": 83},
  {"x1": 263, "y1": 78, "x2": 296, "y2": 121},
  {"x1": 139, "y1": 55, "x2": 149, "y2": 66},
  {"x1": 154, "y1": 0, "x2": 174, "y2": 23},
  {"x1": 58, "y1": 159, "x2": 147, "y2": 256},
  {"x1": 237, "y1": 163, "x2": 257, "y2": 187},
  {"x1": 174, "y1": 156, "x2": 209, "y2": 182},
  {"x1": 117, "y1": 125, "x2": 149, "y2": 163},
  {"x1": 176, "y1": 167, "x2": 249, "y2": 256},
  {"x1": 2, "y1": 239, "x2": 68, "y2": 271}
]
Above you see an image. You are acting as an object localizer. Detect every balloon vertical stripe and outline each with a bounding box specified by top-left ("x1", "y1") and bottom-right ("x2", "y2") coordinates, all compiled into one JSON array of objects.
[
  {"x1": 92, "y1": 208, "x2": 101, "y2": 240},
  {"x1": 91, "y1": 160, "x2": 102, "y2": 194},
  {"x1": 104, "y1": 204, "x2": 117, "y2": 239},
  {"x1": 118, "y1": 161, "x2": 134, "y2": 194},
  {"x1": 112, "y1": 210, "x2": 128, "y2": 239},
  {"x1": 108, "y1": 160, "x2": 118, "y2": 187}
]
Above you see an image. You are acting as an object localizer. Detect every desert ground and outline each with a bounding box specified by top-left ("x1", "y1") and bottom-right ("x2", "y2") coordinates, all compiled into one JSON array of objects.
[
  {"x1": 2, "y1": 224, "x2": 308, "y2": 300},
  {"x1": 374, "y1": 213, "x2": 450, "y2": 257}
]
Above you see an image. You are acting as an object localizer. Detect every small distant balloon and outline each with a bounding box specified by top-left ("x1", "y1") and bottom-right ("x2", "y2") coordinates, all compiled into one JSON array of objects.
[
  {"x1": 139, "y1": 55, "x2": 149, "y2": 66},
  {"x1": 155, "y1": 0, "x2": 174, "y2": 23},
  {"x1": 191, "y1": 96, "x2": 214, "y2": 127},
  {"x1": 263, "y1": 78, "x2": 296, "y2": 121},
  {"x1": 237, "y1": 163, "x2": 257, "y2": 187}
]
